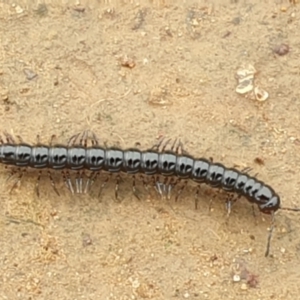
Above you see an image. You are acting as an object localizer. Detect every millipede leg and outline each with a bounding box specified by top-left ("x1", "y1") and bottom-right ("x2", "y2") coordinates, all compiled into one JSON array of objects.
[
  {"x1": 98, "y1": 174, "x2": 110, "y2": 198},
  {"x1": 151, "y1": 138, "x2": 164, "y2": 151},
  {"x1": 251, "y1": 205, "x2": 256, "y2": 218},
  {"x1": 166, "y1": 177, "x2": 175, "y2": 200},
  {"x1": 141, "y1": 175, "x2": 157, "y2": 198},
  {"x1": 76, "y1": 171, "x2": 85, "y2": 194},
  {"x1": 158, "y1": 176, "x2": 173, "y2": 200},
  {"x1": 170, "y1": 138, "x2": 179, "y2": 152},
  {"x1": 225, "y1": 193, "x2": 240, "y2": 218},
  {"x1": 48, "y1": 170, "x2": 60, "y2": 196},
  {"x1": 208, "y1": 197, "x2": 214, "y2": 212},
  {"x1": 75, "y1": 171, "x2": 84, "y2": 194},
  {"x1": 132, "y1": 175, "x2": 141, "y2": 201},
  {"x1": 9, "y1": 168, "x2": 26, "y2": 193},
  {"x1": 77, "y1": 130, "x2": 100, "y2": 147},
  {"x1": 85, "y1": 171, "x2": 100, "y2": 193},
  {"x1": 155, "y1": 176, "x2": 165, "y2": 198},
  {"x1": 79, "y1": 131, "x2": 88, "y2": 147},
  {"x1": 16, "y1": 135, "x2": 24, "y2": 143},
  {"x1": 195, "y1": 185, "x2": 200, "y2": 210},
  {"x1": 49, "y1": 134, "x2": 56, "y2": 146},
  {"x1": 175, "y1": 180, "x2": 187, "y2": 202},
  {"x1": 151, "y1": 175, "x2": 159, "y2": 195},
  {"x1": 62, "y1": 170, "x2": 74, "y2": 194},
  {"x1": 4, "y1": 131, "x2": 16, "y2": 143},
  {"x1": 75, "y1": 171, "x2": 82, "y2": 194},
  {"x1": 67, "y1": 132, "x2": 80, "y2": 146},
  {"x1": 68, "y1": 130, "x2": 100, "y2": 147},
  {"x1": 84, "y1": 174, "x2": 92, "y2": 194},
  {"x1": 241, "y1": 167, "x2": 252, "y2": 173},
  {"x1": 36, "y1": 134, "x2": 42, "y2": 145},
  {"x1": 251, "y1": 205, "x2": 259, "y2": 226},
  {"x1": 155, "y1": 181, "x2": 162, "y2": 197},
  {"x1": 226, "y1": 194, "x2": 234, "y2": 217},
  {"x1": 167, "y1": 184, "x2": 173, "y2": 200},
  {"x1": 160, "y1": 139, "x2": 171, "y2": 152},
  {"x1": 151, "y1": 137, "x2": 171, "y2": 152},
  {"x1": 164, "y1": 178, "x2": 172, "y2": 199},
  {"x1": 91, "y1": 131, "x2": 100, "y2": 146},
  {"x1": 115, "y1": 174, "x2": 121, "y2": 200},
  {"x1": 225, "y1": 193, "x2": 244, "y2": 224},
  {"x1": 171, "y1": 138, "x2": 188, "y2": 155},
  {"x1": 177, "y1": 140, "x2": 190, "y2": 155},
  {"x1": 85, "y1": 171, "x2": 98, "y2": 193},
  {"x1": 5, "y1": 166, "x2": 17, "y2": 182},
  {"x1": 226, "y1": 199, "x2": 232, "y2": 218},
  {"x1": 67, "y1": 171, "x2": 74, "y2": 194},
  {"x1": 140, "y1": 175, "x2": 150, "y2": 193},
  {"x1": 265, "y1": 211, "x2": 275, "y2": 257},
  {"x1": 35, "y1": 170, "x2": 42, "y2": 197}
]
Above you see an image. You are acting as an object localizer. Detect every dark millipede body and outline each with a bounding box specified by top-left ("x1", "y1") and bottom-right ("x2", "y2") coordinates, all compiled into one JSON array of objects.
[
  {"x1": 0, "y1": 131, "x2": 299, "y2": 257},
  {"x1": 0, "y1": 141, "x2": 281, "y2": 213}
]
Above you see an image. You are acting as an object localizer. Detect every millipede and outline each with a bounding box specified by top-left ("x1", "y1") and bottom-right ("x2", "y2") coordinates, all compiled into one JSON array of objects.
[{"x1": 0, "y1": 130, "x2": 299, "y2": 257}]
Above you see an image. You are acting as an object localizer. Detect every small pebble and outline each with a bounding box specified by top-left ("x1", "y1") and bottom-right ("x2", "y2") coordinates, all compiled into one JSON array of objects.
[
  {"x1": 235, "y1": 64, "x2": 256, "y2": 95},
  {"x1": 73, "y1": 5, "x2": 85, "y2": 12},
  {"x1": 235, "y1": 78, "x2": 254, "y2": 94},
  {"x1": 280, "y1": 6, "x2": 287, "y2": 12},
  {"x1": 33, "y1": 278, "x2": 39, "y2": 284},
  {"x1": 119, "y1": 55, "x2": 136, "y2": 69},
  {"x1": 273, "y1": 43, "x2": 289, "y2": 56},
  {"x1": 241, "y1": 283, "x2": 248, "y2": 290},
  {"x1": 24, "y1": 68, "x2": 38, "y2": 80},
  {"x1": 233, "y1": 274, "x2": 241, "y2": 282},
  {"x1": 15, "y1": 5, "x2": 24, "y2": 14},
  {"x1": 0, "y1": 88, "x2": 9, "y2": 102},
  {"x1": 131, "y1": 279, "x2": 140, "y2": 289},
  {"x1": 82, "y1": 233, "x2": 93, "y2": 247},
  {"x1": 236, "y1": 64, "x2": 256, "y2": 79},
  {"x1": 280, "y1": 227, "x2": 287, "y2": 233},
  {"x1": 35, "y1": 4, "x2": 48, "y2": 16},
  {"x1": 254, "y1": 86, "x2": 269, "y2": 101}
]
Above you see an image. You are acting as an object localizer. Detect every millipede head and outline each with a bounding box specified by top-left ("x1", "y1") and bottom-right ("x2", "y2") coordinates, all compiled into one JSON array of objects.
[{"x1": 258, "y1": 196, "x2": 280, "y2": 214}]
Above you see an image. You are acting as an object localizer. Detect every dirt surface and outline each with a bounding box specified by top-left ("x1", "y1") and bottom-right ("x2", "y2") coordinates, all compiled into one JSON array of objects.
[{"x1": 1, "y1": 0, "x2": 300, "y2": 299}]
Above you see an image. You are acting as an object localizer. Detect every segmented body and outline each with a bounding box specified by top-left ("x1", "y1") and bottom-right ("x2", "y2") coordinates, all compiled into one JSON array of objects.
[{"x1": 0, "y1": 141, "x2": 280, "y2": 215}]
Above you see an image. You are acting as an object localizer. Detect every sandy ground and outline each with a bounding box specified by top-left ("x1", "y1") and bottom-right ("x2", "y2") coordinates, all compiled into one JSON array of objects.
[{"x1": 1, "y1": 0, "x2": 300, "y2": 299}]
